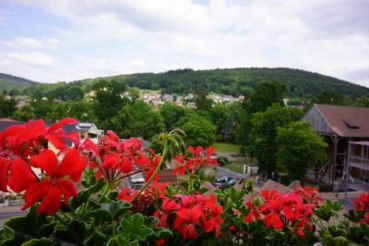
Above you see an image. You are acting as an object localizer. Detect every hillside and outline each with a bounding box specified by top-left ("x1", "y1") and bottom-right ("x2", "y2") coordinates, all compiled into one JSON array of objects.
[
  {"x1": 82, "y1": 67, "x2": 369, "y2": 99},
  {"x1": 0, "y1": 73, "x2": 38, "y2": 92},
  {"x1": 3, "y1": 68, "x2": 369, "y2": 100}
]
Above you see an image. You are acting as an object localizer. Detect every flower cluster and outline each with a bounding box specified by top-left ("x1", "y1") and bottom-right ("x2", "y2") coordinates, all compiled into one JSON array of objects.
[
  {"x1": 118, "y1": 181, "x2": 224, "y2": 241},
  {"x1": 80, "y1": 130, "x2": 159, "y2": 183},
  {"x1": 244, "y1": 187, "x2": 320, "y2": 237},
  {"x1": 157, "y1": 194, "x2": 223, "y2": 240},
  {"x1": 0, "y1": 118, "x2": 86, "y2": 214},
  {"x1": 353, "y1": 193, "x2": 369, "y2": 224},
  {"x1": 173, "y1": 146, "x2": 217, "y2": 175}
]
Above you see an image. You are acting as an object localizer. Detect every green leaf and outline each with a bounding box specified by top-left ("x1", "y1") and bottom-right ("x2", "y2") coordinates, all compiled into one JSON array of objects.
[
  {"x1": 71, "y1": 190, "x2": 89, "y2": 210},
  {"x1": 1, "y1": 206, "x2": 55, "y2": 245},
  {"x1": 87, "y1": 209, "x2": 113, "y2": 223},
  {"x1": 120, "y1": 214, "x2": 154, "y2": 242},
  {"x1": 144, "y1": 216, "x2": 172, "y2": 239},
  {"x1": 101, "y1": 200, "x2": 131, "y2": 219},
  {"x1": 52, "y1": 219, "x2": 86, "y2": 244},
  {"x1": 20, "y1": 237, "x2": 56, "y2": 246},
  {"x1": 72, "y1": 179, "x2": 105, "y2": 209}
]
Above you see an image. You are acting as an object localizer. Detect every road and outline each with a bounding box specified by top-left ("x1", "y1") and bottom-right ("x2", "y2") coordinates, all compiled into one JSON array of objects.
[{"x1": 216, "y1": 166, "x2": 246, "y2": 179}]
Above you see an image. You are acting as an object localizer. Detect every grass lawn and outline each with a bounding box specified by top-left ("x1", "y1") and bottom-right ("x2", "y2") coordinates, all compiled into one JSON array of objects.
[
  {"x1": 225, "y1": 163, "x2": 244, "y2": 173},
  {"x1": 214, "y1": 142, "x2": 241, "y2": 153}
]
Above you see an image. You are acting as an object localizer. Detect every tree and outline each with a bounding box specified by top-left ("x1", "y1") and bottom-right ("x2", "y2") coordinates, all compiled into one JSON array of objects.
[
  {"x1": 210, "y1": 103, "x2": 239, "y2": 142},
  {"x1": 128, "y1": 87, "x2": 140, "y2": 102},
  {"x1": 0, "y1": 96, "x2": 16, "y2": 117},
  {"x1": 159, "y1": 102, "x2": 186, "y2": 131},
  {"x1": 276, "y1": 121, "x2": 327, "y2": 181},
  {"x1": 45, "y1": 100, "x2": 96, "y2": 122},
  {"x1": 12, "y1": 105, "x2": 36, "y2": 121},
  {"x1": 179, "y1": 114, "x2": 216, "y2": 147},
  {"x1": 195, "y1": 91, "x2": 213, "y2": 111},
  {"x1": 242, "y1": 82, "x2": 286, "y2": 113},
  {"x1": 313, "y1": 90, "x2": 345, "y2": 105},
  {"x1": 92, "y1": 79, "x2": 128, "y2": 129},
  {"x1": 29, "y1": 98, "x2": 54, "y2": 119},
  {"x1": 111, "y1": 100, "x2": 165, "y2": 139},
  {"x1": 65, "y1": 86, "x2": 84, "y2": 100},
  {"x1": 354, "y1": 96, "x2": 369, "y2": 107},
  {"x1": 247, "y1": 104, "x2": 302, "y2": 177},
  {"x1": 237, "y1": 82, "x2": 286, "y2": 148}
]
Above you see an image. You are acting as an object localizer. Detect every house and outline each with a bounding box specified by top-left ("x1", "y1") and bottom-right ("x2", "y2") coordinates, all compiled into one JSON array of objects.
[
  {"x1": 174, "y1": 98, "x2": 184, "y2": 107},
  {"x1": 162, "y1": 94, "x2": 173, "y2": 102},
  {"x1": 186, "y1": 102, "x2": 197, "y2": 109},
  {"x1": 75, "y1": 122, "x2": 104, "y2": 143},
  {"x1": 344, "y1": 141, "x2": 369, "y2": 196},
  {"x1": 303, "y1": 104, "x2": 369, "y2": 192},
  {"x1": 185, "y1": 93, "x2": 194, "y2": 101}
]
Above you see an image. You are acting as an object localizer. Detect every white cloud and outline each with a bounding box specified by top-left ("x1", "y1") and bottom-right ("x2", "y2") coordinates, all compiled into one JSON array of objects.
[
  {"x1": 2, "y1": 37, "x2": 60, "y2": 49},
  {"x1": 1, "y1": 51, "x2": 56, "y2": 67},
  {"x1": 2, "y1": 0, "x2": 369, "y2": 86}
]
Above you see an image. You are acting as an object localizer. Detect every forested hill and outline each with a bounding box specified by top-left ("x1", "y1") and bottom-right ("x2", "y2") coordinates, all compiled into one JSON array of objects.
[
  {"x1": 83, "y1": 67, "x2": 369, "y2": 99},
  {"x1": 0, "y1": 73, "x2": 38, "y2": 91},
  {"x1": 2, "y1": 68, "x2": 369, "y2": 99}
]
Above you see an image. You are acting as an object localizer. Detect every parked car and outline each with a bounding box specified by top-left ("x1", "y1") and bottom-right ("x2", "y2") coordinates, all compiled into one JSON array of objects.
[{"x1": 214, "y1": 176, "x2": 237, "y2": 189}]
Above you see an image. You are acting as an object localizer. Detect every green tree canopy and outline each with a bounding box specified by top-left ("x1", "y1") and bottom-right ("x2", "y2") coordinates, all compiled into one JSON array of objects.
[
  {"x1": 179, "y1": 114, "x2": 216, "y2": 147},
  {"x1": 0, "y1": 96, "x2": 16, "y2": 117},
  {"x1": 111, "y1": 100, "x2": 165, "y2": 139},
  {"x1": 313, "y1": 90, "x2": 346, "y2": 105},
  {"x1": 237, "y1": 82, "x2": 286, "y2": 148},
  {"x1": 159, "y1": 102, "x2": 187, "y2": 131},
  {"x1": 195, "y1": 91, "x2": 213, "y2": 111},
  {"x1": 247, "y1": 104, "x2": 302, "y2": 176},
  {"x1": 276, "y1": 121, "x2": 327, "y2": 181},
  {"x1": 92, "y1": 79, "x2": 128, "y2": 129},
  {"x1": 354, "y1": 96, "x2": 369, "y2": 107},
  {"x1": 243, "y1": 81, "x2": 286, "y2": 114},
  {"x1": 12, "y1": 105, "x2": 36, "y2": 121}
]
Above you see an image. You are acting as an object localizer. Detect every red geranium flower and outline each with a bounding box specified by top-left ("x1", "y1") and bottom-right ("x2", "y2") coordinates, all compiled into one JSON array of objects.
[
  {"x1": 174, "y1": 207, "x2": 202, "y2": 239},
  {"x1": 118, "y1": 188, "x2": 138, "y2": 202},
  {"x1": 8, "y1": 159, "x2": 36, "y2": 193},
  {"x1": 22, "y1": 149, "x2": 86, "y2": 214}
]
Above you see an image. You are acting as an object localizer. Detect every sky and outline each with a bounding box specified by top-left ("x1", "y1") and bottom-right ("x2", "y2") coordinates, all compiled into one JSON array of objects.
[{"x1": 1, "y1": 0, "x2": 369, "y2": 87}]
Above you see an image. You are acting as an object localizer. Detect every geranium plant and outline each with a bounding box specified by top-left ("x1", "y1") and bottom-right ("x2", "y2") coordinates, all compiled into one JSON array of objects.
[{"x1": 0, "y1": 118, "x2": 368, "y2": 245}]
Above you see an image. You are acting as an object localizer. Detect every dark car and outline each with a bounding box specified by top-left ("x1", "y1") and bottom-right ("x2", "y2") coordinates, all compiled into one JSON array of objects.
[{"x1": 214, "y1": 176, "x2": 237, "y2": 189}]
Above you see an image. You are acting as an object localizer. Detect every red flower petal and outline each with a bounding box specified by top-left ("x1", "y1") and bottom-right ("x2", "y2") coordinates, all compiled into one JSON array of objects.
[
  {"x1": 204, "y1": 218, "x2": 215, "y2": 233},
  {"x1": 22, "y1": 180, "x2": 51, "y2": 211},
  {"x1": 45, "y1": 135, "x2": 66, "y2": 150},
  {"x1": 0, "y1": 159, "x2": 10, "y2": 192},
  {"x1": 58, "y1": 179, "x2": 78, "y2": 206},
  {"x1": 20, "y1": 120, "x2": 46, "y2": 143},
  {"x1": 206, "y1": 146, "x2": 215, "y2": 157},
  {"x1": 47, "y1": 117, "x2": 77, "y2": 134},
  {"x1": 103, "y1": 154, "x2": 120, "y2": 169},
  {"x1": 188, "y1": 146, "x2": 195, "y2": 155},
  {"x1": 59, "y1": 149, "x2": 86, "y2": 182},
  {"x1": 8, "y1": 159, "x2": 36, "y2": 193},
  {"x1": 30, "y1": 149, "x2": 58, "y2": 176},
  {"x1": 37, "y1": 186, "x2": 62, "y2": 214},
  {"x1": 195, "y1": 146, "x2": 203, "y2": 157},
  {"x1": 120, "y1": 156, "x2": 134, "y2": 174}
]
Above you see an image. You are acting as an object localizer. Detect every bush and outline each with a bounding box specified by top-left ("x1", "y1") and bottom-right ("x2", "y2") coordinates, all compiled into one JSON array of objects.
[{"x1": 216, "y1": 156, "x2": 229, "y2": 166}]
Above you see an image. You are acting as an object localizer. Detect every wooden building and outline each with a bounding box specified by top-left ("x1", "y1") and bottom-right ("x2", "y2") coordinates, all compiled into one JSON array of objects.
[
  {"x1": 303, "y1": 104, "x2": 369, "y2": 192},
  {"x1": 345, "y1": 141, "x2": 369, "y2": 196}
]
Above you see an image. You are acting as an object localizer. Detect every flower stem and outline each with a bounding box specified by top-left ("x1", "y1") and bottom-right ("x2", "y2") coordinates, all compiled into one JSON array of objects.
[{"x1": 131, "y1": 141, "x2": 168, "y2": 203}]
